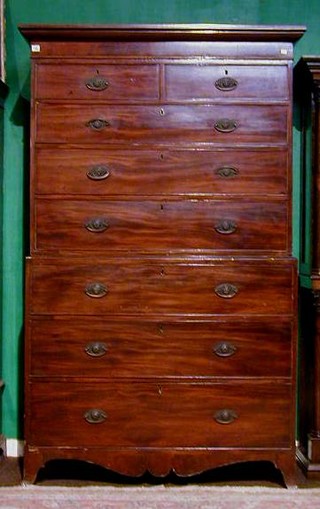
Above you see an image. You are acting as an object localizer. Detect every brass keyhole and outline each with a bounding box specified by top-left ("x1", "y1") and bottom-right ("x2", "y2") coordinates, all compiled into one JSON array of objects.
[{"x1": 159, "y1": 108, "x2": 165, "y2": 116}]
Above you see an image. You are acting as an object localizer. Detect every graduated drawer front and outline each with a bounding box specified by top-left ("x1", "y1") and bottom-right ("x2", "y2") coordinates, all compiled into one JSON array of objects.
[
  {"x1": 35, "y1": 147, "x2": 289, "y2": 196},
  {"x1": 29, "y1": 318, "x2": 293, "y2": 378},
  {"x1": 165, "y1": 64, "x2": 289, "y2": 101},
  {"x1": 29, "y1": 259, "x2": 295, "y2": 315},
  {"x1": 28, "y1": 382, "x2": 292, "y2": 448},
  {"x1": 34, "y1": 199, "x2": 288, "y2": 253},
  {"x1": 35, "y1": 63, "x2": 160, "y2": 101},
  {"x1": 35, "y1": 103, "x2": 288, "y2": 145}
]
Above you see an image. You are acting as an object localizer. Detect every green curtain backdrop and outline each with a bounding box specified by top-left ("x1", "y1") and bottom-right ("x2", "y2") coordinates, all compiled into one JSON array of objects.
[{"x1": 2, "y1": 0, "x2": 320, "y2": 438}]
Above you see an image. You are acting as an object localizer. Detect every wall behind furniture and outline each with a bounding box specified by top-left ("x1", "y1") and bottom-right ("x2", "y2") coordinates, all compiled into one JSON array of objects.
[{"x1": 2, "y1": 0, "x2": 320, "y2": 440}]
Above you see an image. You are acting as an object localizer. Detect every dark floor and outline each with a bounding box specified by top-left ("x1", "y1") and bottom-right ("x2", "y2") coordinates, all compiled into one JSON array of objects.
[{"x1": 0, "y1": 455, "x2": 318, "y2": 488}]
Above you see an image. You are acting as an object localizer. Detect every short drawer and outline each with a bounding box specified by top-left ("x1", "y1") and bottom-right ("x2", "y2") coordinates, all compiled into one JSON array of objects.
[
  {"x1": 28, "y1": 258, "x2": 296, "y2": 316},
  {"x1": 34, "y1": 198, "x2": 288, "y2": 253},
  {"x1": 35, "y1": 63, "x2": 160, "y2": 101},
  {"x1": 165, "y1": 64, "x2": 289, "y2": 101},
  {"x1": 28, "y1": 318, "x2": 293, "y2": 378},
  {"x1": 27, "y1": 381, "x2": 293, "y2": 448},
  {"x1": 35, "y1": 147, "x2": 288, "y2": 197},
  {"x1": 35, "y1": 103, "x2": 288, "y2": 145}
]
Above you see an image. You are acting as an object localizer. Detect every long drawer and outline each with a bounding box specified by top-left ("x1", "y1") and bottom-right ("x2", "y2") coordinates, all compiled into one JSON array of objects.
[
  {"x1": 28, "y1": 317, "x2": 293, "y2": 378},
  {"x1": 34, "y1": 147, "x2": 289, "y2": 197},
  {"x1": 35, "y1": 103, "x2": 288, "y2": 145},
  {"x1": 28, "y1": 258, "x2": 296, "y2": 315},
  {"x1": 27, "y1": 381, "x2": 293, "y2": 448},
  {"x1": 34, "y1": 198, "x2": 288, "y2": 253}
]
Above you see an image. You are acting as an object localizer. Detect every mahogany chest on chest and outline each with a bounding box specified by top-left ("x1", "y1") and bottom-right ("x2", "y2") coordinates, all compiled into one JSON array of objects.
[{"x1": 19, "y1": 24, "x2": 304, "y2": 485}]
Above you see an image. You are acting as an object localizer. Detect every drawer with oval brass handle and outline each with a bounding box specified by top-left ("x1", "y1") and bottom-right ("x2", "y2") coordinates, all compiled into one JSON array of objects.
[
  {"x1": 86, "y1": 118, "x2": 110, "y2": 131},
  {"x1": 214, "y1": 409, "x2": 238, "y2": 425},
  {"x1": 214, "y1": 283, "x2": 238, "y2": 299},
  {"x1": 85, "y1": 75, "x2": 109, "y2": 91},
  {"x1": 84, "y1": 408, "x2": 108, "y2": 424},
  {"x1": 86, "y1": 165, "x2": 111, "y2": 181},
  {"x1": 84, "y1": 282, "x2": 108, "y2": 298},
  {"x1": 38, "y1": 104, "x2": 286, "y2": 144},
  {"x1": 214, "y1": 220, "x2": 237, "y2": 235},
  {"x1": 85, "y1": 342, "x2": 108, "y2": 357},
  {"x1": 214, "y1": 119, "x2": 237, "y2": 133},
  {"x1": 84, "y1": 218, "x2": 109, "y2": 233},
  {"x1": 213, "y1": 342, "x2": 237, "y2": 357}
]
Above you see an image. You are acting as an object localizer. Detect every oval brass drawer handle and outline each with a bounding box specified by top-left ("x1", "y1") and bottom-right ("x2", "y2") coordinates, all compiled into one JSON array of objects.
[
  {"x1": 84, "y1": 408, "x2": 108, "y2": 424},
  {"x1": 85, "y1": 218, "x2": 109, "y2": 233},
  {"x1": 214, "y1": 220, "x2": 237, "y2": 235},
  {"x1": 87, "y1": 165, "x2": 110, "y2": 181},
  {"x1": 215, "y1": 77, "x2": 238, "y2": 91},
  {"x1": 214, "y1": 283, "x2": 238, "y2": 299},
  {"x1": 85, "y1": 76, "x2": 109, "y2": 91},
  {"x1": 85, "y1": 282, "x2": 108, "y2": 298},
  {"x1": 214, "y1": 119, "x2": 237, "y2": 133},
  {"x1": 216, "y1": 166, "x2": 239, "y2": 178},
  {"x1": 214, "y1": 409, "x2": 238, "y2": 425},
  {"x1": 213, "y1": 341, "x2": 237, "y2": 357},
  {"x1": 85, "y1": 342, "x2": 108, "y2": 357},
  {"x1": 86, "y1": 118, "x2": 110, "y2": 131}
]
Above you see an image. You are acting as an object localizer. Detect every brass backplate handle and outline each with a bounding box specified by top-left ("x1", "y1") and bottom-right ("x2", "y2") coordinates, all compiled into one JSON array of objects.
[
  {"x1": 87, "y1": 165, "x2": 110, "y2": 180},
  {"x1": 214, "y1": 283, "x2": 238, "y2": 299},
  {"x1": 215, "y1": 77, "x2": 238, "y2": 91},
  {"x1": 85, "y1": 76, "x2": 109, "y2": 91},
  {"x1": 85, "y1": 342, "x2": 108, "y2": 357},
  {"x1": 214, "y1": 409, "x2": 238, "y2": 424},
  {"x1": 213, "y1": 342, "x2": 237, "y2": 357},
  {"x1": 85, "y1": 218, "x2": 109, "y2": 233},
  {"x1": 214, "y1": 220, "x2": 237, "y2": 235},
  {"x1": 214, "y1": 119, "x2": 237, "y2": 133},
  {"x1": 86, "y1": 118, "x2": 110, "y2": 131},
  {"x1": 84, "y1": 408, "x2": 108, "y2": 424},
  {"x1": 216, "y1": 166, "x2": 239, "y2": 178},
  {"x1": 84, "y1": 282, "x2": 108, "y2": 298}
]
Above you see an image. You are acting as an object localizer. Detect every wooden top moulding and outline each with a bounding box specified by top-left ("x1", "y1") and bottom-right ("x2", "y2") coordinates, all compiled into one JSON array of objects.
[{"x1": 18, "y1": 23, "x2": 306, "y2": 42}]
